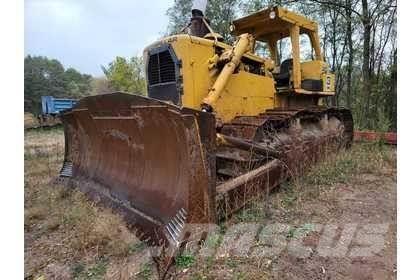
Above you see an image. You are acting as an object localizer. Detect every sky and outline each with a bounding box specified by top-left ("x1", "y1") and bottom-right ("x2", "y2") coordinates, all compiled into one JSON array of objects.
[{"x1": 25, "y1": 0, "x2": 172, "y2": 76}]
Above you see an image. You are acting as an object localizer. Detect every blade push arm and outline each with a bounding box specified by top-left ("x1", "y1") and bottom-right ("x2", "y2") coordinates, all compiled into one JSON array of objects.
[{"x1": 201, "y1": 33, "x2": 254, "y2": 112}]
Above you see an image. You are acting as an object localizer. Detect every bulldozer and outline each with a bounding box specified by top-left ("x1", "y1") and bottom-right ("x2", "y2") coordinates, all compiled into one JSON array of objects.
[{"x1": 59, "y1": 3, "x2": 353, "y2": 270}]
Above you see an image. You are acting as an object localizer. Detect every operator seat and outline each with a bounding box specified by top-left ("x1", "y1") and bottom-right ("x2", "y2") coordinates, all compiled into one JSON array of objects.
[{"x1": 273, "y1": 58, "x2": 293, "y2": 87}]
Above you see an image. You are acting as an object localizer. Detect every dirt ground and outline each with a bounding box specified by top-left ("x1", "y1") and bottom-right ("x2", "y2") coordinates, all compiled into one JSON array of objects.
[{"x1": 24, "y1": 127, "x2": 396, "y2": 280}]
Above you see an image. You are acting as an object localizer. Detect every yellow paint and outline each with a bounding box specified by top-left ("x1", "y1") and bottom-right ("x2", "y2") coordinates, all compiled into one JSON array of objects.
[
  {"x1": 290, "y1": 25, "x2": 301, "y2": 89},
  {"x1": 301, "y1": 61, "x2": 325, "y2": 80},
  {"x1": 202, "y1": 33, "x2": 255, "y2": 111},
  {"x1": 144, "y1": 6, "x2": 336, "y2": 123}
]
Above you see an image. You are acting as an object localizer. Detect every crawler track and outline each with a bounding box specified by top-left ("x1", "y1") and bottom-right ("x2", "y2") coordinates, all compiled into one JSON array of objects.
[{"x1": 215, "y1": 107, "x2": 353, "y2": 219}]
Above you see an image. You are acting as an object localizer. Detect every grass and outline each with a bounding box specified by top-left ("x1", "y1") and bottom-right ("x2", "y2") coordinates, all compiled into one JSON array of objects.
[
  {"x1": 72, "y1": 258, "x2": 108, "y2": 280},
  {"x1": 137, "y1": 263, "x2": 153, "y2": 279},
  {"x1": 24, "y1": 128, "x2": 143, "y2": 279},
  {"x1": 286, "y1": 223, "x2": 315, "y2": 239},
  {"x1": 226, "y1": 258, "x2": 239, "y2": 268},
  {"x1": 235, "y1": 201, "x2": 267, "y2": 223},
  {"x1": 129, "y1": 241, "x2": 147, "y2": 254},
  {"x1": 221, "y1": 142, "x2": 396, "y2": 229},
  {"x1": 301, "y1": 142, "x2": 395, "y2": 186},
  {"x1": 276, "y1": 142, "x2": 396, "y2": 211},
  {"x1": 233, "y1": 271, "x2": 247, "y2": 280},
  {"x1": 175, "y1": 254, "x2": 196, "y2": 269}
]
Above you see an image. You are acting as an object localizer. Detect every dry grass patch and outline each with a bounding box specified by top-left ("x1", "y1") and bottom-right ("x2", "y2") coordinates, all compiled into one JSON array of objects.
[
  {"x1": 24, "y1": 128, "x2": 142, "y2": 279},
  {"x1": 273, "y1": 142, "x2": 396, "y2": 215},
  {"x1": 224, "y1": 142, "x2": 396, "y2": 226}
]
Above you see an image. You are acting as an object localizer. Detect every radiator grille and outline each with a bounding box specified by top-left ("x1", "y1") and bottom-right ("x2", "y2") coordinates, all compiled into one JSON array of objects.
[{"x1": 148, "y1": 50, "x2": 176, "y2": 85}]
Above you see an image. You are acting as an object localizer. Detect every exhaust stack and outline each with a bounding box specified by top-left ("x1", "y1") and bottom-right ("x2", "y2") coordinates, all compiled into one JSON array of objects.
[
  {"x1": 190, "y1": 0, "x2": 210, "y2": 37},
  {"x1": 192, "y1": 0, "x2": 207, "y2": 16}
]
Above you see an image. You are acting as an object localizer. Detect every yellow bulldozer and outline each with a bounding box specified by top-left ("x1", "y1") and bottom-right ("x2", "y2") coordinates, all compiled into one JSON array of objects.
[{"x1": 59, "y1": 3, "x2": 353, "y2": 268}]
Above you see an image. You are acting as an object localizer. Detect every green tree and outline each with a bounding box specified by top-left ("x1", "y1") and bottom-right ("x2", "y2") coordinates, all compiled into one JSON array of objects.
[
  {"x1": 64, "y1": 68, "x2": 92, "y2": 98},
  {"x1": 166, "y1": 0, "x2": 193, "y2": 35},
  {"x1": 101, "y1": 56, "x2": 146, "y2": 94},
  {"x1": 166, "y1": 0, "x2": 239, "y2": 42},
  {"x1": 207, "y1": 0, "x2": 239, "y2": 41},
  {"x1": 90, "y1": 77, "x2": 112, "y2": 95},
  {"x1": 24, "y1": 55, "x2": 92, "y2": 115}
]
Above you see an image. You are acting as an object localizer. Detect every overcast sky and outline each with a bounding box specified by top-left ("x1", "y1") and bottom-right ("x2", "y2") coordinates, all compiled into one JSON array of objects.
[{"x1": 25, "y1": 0, "x2": 171, "y2": 76}]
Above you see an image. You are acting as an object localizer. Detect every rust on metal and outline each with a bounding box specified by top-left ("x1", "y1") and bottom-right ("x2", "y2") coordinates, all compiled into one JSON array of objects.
[
  {"x1": 214, "y1": 107, "x2": 353, "y2": 219},
  {"x1": 353, "y1": 131, "x2": 397, "y2": 145},
  {"x1": 60, "y1": 92, "x2": 216, "y2": 250},
  {"x1": 216, "y1": 133, "x2": 283, "y2": 158}
]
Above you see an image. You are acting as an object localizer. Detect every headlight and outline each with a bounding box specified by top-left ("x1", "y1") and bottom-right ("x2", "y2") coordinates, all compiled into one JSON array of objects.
[
  {"x1": 229, "y1": 24, "x2": 235, "y2": 32},
  {"x1": 269, "y1": 11, "x2": 276, "y2": 19}
]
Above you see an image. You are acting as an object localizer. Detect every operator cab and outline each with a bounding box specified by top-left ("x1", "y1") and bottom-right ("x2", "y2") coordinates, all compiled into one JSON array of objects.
[{"x1": 231, "y1": 6, "x2": 334, "y2": 95}]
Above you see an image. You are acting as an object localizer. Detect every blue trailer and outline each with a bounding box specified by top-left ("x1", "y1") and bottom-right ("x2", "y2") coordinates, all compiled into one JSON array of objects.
[
  {"x1": 36, "y1": 96, "x2": 79, "y2": 128},
  {"x1": 41, "y1": 96, "x2": 78, "y2": 115},
  {"x1": 25, "y1": 96, "x2": 79, "y2": 129}
]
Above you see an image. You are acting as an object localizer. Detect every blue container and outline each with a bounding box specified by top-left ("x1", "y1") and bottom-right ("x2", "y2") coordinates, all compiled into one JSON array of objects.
[{"x1": 41, "y1": 96, "x2": 78, "y2": 115}]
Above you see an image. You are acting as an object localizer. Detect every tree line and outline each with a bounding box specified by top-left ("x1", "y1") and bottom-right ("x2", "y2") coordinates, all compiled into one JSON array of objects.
[{"x1": 24, "y1": 55, "x2": 146, "y2": 115}]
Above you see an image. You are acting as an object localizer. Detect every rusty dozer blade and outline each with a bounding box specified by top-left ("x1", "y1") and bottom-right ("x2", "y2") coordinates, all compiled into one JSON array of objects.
[
  {"x1": 58, "y1": 92, "x2": 353, "y2": 277},
  {"x1": 59, "y1": 92, "x2": 216, "y2": 257}
]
